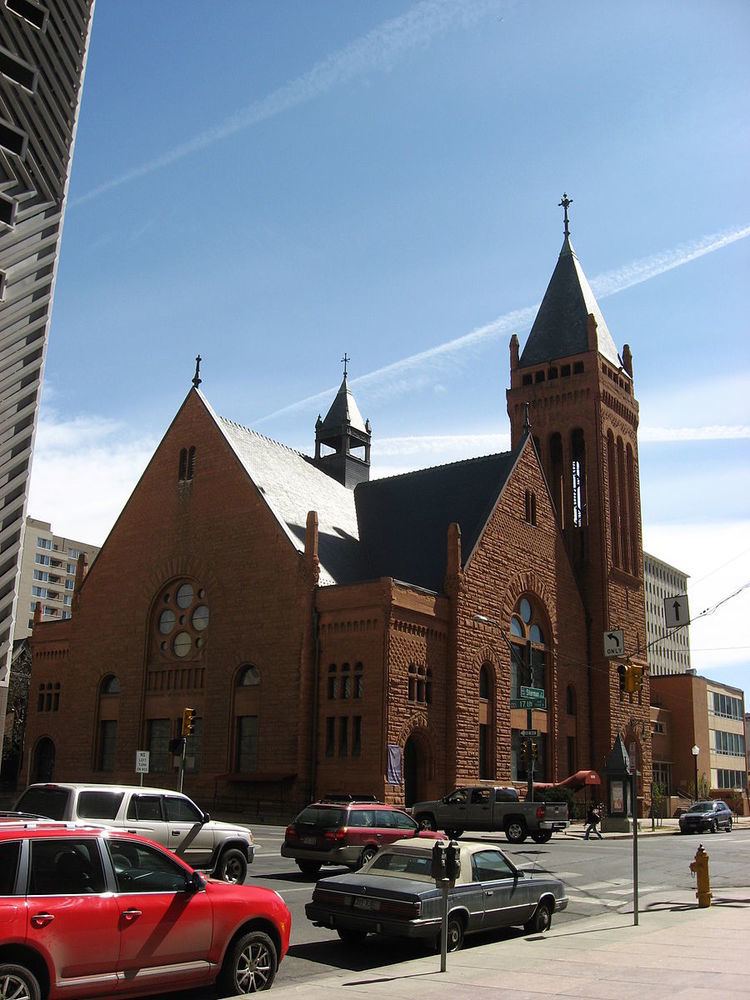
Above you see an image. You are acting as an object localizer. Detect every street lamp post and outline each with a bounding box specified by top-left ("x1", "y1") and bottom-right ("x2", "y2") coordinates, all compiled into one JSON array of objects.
[{"x1": 691, "y1": 745, "x2": 700, "y2": 802}]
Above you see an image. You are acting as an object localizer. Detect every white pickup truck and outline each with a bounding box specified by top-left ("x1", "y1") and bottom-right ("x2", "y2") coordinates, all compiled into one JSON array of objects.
[{"x1": 410, "y1": 785, "x2": 569, "y2": 844}]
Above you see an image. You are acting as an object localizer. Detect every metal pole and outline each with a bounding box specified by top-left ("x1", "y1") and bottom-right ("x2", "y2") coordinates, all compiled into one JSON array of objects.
[
  {"x1": 526, "y1": 641, "x2": 534, "y2": 802},
  {"x1": 693, "y1": 755, "x2": 699, "y2": 802},
  {"x1": 440, "y1": 880, "x2": 449, "y2": 973},
  {"x1": 179, "y1": 740, "x2": 186, "y2": 794},
  {"x1": 632, "y1": 769, "x2": 639, "y2": 926}
]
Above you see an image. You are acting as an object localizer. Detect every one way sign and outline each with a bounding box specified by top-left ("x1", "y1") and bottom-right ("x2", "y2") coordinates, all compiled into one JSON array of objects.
[{"x1": 664, "y1": 595, "x2": 690, "y2": 629}]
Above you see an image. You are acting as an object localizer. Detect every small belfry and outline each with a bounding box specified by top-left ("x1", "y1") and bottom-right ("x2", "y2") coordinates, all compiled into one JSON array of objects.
[{"x1": 313, "y1": 354, "x2": 372, "y2": 488}]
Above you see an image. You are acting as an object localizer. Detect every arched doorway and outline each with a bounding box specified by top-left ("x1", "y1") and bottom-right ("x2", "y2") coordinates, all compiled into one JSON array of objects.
[
  {"x1": 32, "y1": 737, "x2": 55, "y2": 782},
  {"x1": 404, "y1": 731, "x2": 430, "y2": 806}
]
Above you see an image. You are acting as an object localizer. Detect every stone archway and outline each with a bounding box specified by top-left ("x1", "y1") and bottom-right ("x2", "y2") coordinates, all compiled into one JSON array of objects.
[
  {"x1": 404, "y1": 730, "x2": 430, "y2": 807},
  {"x1": 32, "y1": 737, "x2": 55, "y2": 782}
]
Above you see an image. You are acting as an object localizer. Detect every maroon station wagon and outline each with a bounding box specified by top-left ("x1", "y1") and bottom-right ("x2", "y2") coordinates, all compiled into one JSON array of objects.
[{"x1": 282, "y1": 800, "x2": 435, "y2": 876}]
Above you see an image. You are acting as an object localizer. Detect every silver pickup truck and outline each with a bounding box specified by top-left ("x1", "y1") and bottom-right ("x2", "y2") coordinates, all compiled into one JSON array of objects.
[{"x1": 410, "y1": 785, "x2": 569, "y2": 844}]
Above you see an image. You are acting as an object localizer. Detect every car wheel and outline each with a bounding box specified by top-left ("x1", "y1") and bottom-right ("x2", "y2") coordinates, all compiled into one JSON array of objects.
[
  {"x1": 0, "y1": 964, "x2": 41, "y2": 1000},
  {"x1": 218, "y1": 930, "x2": 277, "y2": 995},
  {"x1": 505, "y1": 819, "x2": 528, "y2": 844},
  {"x1": 445, "y1": 828, "x2": 464, "y2": 839},
  {"x1": 726, "y1": 819, "x2": 733, "y2": 833},
  {"x1": 524, "y1": 900, "x2": 553, "y2": 934},
  {"x1": 337, "y1": 927, "x2": 368, "y2": 946},
  {"x1": 358, "y1": 845, "x2": 378, "y2": 868},
  {"x1": 710, "y1": 820, "x2": 718, "y2": 834},
  {"x1": 297, "y1": 860, "x2": 322, "y2": 877},
  {"x1": 445, "y1": 914, "x2": 465, "y2": 952},
  {"x1": 215, "y1": 847, "x2": 248, "y2": 884},
  {"x1": 531, "y1": 830, "x2": 553, "y2": 844},
  {"x1": 416, "y1": 814, "x2": 437, "y2": 831}
]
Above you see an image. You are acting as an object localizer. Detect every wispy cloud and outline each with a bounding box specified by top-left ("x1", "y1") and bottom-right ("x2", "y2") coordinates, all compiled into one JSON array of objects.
[
  {"x1": 73, "y1": 0, "x2": 506, "y2": 208},
  {"x1": 257, "y1": 222, "x2": 750, "y2": 424}
]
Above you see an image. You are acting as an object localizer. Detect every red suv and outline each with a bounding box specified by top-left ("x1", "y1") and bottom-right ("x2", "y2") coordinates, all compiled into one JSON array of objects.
[
  {"x1": 282, "y1": 799, "x2": 433, "y2": 876},
  {"x1": 0, "y1": 821, "x2": 290, "y2": 998}
]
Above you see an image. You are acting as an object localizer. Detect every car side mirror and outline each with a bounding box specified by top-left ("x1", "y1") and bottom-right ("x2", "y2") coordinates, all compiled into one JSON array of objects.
[
  {"x1": 186, "y1": 871, "x2": 204, "y2": 895},
  {"x1": 201, "y1": 811, "x2": 210, "y2": 824}
]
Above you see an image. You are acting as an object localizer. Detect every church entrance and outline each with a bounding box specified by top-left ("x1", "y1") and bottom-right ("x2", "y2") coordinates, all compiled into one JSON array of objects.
[
  {"x1": 32, "y1": 737, "x2": 55, "y2": 782},
  {"x1": 404, "y1": 732, "x2": 429, "y2": 806}
]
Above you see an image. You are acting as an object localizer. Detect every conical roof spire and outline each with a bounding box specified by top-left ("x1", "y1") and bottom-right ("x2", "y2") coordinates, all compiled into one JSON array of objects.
[
  {"x1": 319, "y1": 365, "x2": 368, "y2": 436},
  {"x1": 519, "y1": 196, "x2": 621, "y2": 369}
]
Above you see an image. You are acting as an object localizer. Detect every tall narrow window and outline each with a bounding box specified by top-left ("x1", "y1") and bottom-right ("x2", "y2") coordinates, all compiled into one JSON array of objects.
[
  {"x1": 97, "y1": 720, "x2": 117, "y2": 772},
  {"x1": 478, "y1": 663, "x2": 495, "y2": 779},
  {"x1": 178, "y1": 448, "x2": 188, "y2": 481},
  {"x1": 340, "y1": 663, "x2": 351, "y2": 699},
  {"x1": 327, "y1": 665, "x2": 337, "y2": 699},
  {"x1": 626, "y1": 444, "x2": 639, "y2": 575},
  {"x1": 352, "y1": 716, "x2": 362, "y2": 757},
  {"x1": 549, "y1": 433, "x2": 564, "y2": 525},
  {"x1": 607, "y1": 431, "x2": 620, "y2": 567},
  {"x1": 147, "y1": 719, "x2": 170, "y2": 773},
  {"x1": 524, "y1": 489, "x2": 537, "y2": 525},
  {"x1": 338, "y1": 717, "x2": 349, "y2": 757},
  {"x1": 570, "y1": 428, "x2": 586, "y2": 527},
  {"x1": 325, "y1": 717, "x2": 335, "y2": 757},
  {"x1": 354, "y1": 663, "x2": 363, "y2": 698},
  {"x1": 616, "y1": 438, "x2": 630, "y2": 572},
  {"x1": 236, "y1": 716, "x2": 258, "y2": 772},
  {"x1": 187, "y1": 445, "x2": 196, "y2": 479}
]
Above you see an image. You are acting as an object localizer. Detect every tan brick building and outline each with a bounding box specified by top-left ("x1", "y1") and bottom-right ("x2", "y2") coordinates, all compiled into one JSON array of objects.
[{"x1": 24, "y1": 220, "x2": 652, "y2": 818}]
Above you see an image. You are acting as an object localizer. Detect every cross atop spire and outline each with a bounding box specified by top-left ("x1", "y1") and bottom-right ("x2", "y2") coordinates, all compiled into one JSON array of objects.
[
  {"x1": 341, "y1": 352, "x2": 350, "y2": 378},
  {"x1": 192, "y1": 355, "x2": 202, "y2": 388},
  {"x1": 558, "y1": 192, "x2": 573, "y2": 238}
]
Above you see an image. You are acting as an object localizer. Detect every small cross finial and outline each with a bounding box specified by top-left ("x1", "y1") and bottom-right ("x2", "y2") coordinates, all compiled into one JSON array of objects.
[
  {"x1": 559, "y1": 192, "x2": 573, "y2": 237},
  {"x1": 341, "y1": 352, "x2": 350, "y2": 378},
  {"x1": 523, "y1": 402, "x2": 532, "y2": 434},
  {"x1": 192, "y1": 355, "x2": 202, "y2": 389}
]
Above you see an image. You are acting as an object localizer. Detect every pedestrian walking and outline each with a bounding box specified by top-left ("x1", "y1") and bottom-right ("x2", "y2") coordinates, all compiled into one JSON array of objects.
[{"x1": 584, "y1": 803, "x2": 603, "y2": 840}]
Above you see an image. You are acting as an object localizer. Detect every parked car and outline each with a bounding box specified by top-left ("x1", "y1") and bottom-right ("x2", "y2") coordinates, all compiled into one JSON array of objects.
[
  {"x1": 0, "y1": 820, "x2": 290, "y2": 998},
  {"x1": 410, "y1": 785, "x2": 569, "y2": 843},
  {"x1": 306, "y1": 838, "x2": 568, "y2": 951},
  {"x1": 14, "y1": 783, "x2": 254, "y2": 883},
  {"x1": 282, "y1": 799, "x2": 437, "y2": 875},
  {"x1": 678, "y1": 800, "x2": 733, "y2": 834}
]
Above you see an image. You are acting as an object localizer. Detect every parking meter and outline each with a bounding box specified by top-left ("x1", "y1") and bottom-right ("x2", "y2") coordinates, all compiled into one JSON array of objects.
[
  {"x1": 445, "y1": 840, "x2": 461, "y2": 882},
  {"x1": 431, "y1": 840, "x2": 447, "y2": 881}
]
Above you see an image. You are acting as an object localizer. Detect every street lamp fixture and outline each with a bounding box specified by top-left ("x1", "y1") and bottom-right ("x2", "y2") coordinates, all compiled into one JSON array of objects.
[{"x1": 691, "y1": 745, "x2": 700, "y2": 802}]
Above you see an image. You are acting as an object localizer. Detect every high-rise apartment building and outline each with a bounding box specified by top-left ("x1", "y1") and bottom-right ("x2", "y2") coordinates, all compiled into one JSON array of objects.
[
  {"x1": 0, "y1": 1, "x2": 96, "y2": 723},
  {"x1": 16, "y1": 516, "x2": 98, "y2": 638},
  {"x1": 643, "y1": 551, "x2": 692, "y2": 676}
]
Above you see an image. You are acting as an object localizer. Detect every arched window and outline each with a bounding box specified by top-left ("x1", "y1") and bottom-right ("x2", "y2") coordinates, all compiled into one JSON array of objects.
[
  {"x1": 101, "y1": 674, "x2": 121, "y2": 694},
  {"x1": 408, "y1": 664, "x2": 432, "y2": 705},
  {"x1": 327, "y1": 664, "x2": 337, "y2": 699},
  {"x1": 233, "y1": 665, "x2": 260, "y2": 774},
  {"x1": 479, "y1": 663, "x2": 495, "y2": 779},
  {"x1": 508, "y1": 596, "x2": 549, "y2": 781},
  {"x1": 354, "y1": 662, "x2": 364, "y2": 699},
  {"x1": 607, "y1": 430, "x2": 620, "y2": 567},
  {"x1": 237, "y1": 665, "x2": 261, "y2": 687},
  {"x1": 340, "y1": 663, "x2": 351, "y2": 699},
  {"x1": 571, "y1": 428, "x2": 586, "y2": 527},
  {"x1": 549, "y1": 432, "x2": 564, "y2": 525}
]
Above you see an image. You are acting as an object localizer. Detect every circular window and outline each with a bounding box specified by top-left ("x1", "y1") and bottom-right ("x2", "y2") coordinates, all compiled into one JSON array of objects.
[
  {"x1": 176, "y1": 583, "x2": 194, "y2": 609},
  {"x1": 159, "y1": 609, "x2": 176, "y2": 634},
  {"x1": 519, "y1": 598, "x2": 532, "y2": 624},
  {"x1": 192, "y1": 605, "x2": 209, "y2": 630},
  {"x1": 173, "y1": 632, "x2": 192, "y2": 657}
]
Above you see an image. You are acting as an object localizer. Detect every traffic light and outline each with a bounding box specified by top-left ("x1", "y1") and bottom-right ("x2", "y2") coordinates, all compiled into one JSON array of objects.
[
  {"x1": 181, "y1": 707, "x2": 196, "y2": 737},
  {"x1": 617, "y1": 663, "x2": 627, "y2": 694},
  {"x1": 631, "y1": 665, "x2": 644, "y2": 692},
  {"x1": 530, "y1": 740, "x2": 539, "y2": 761},
  {"x1": 624, "y1": 664, "x2": 637, "y2": 694}
]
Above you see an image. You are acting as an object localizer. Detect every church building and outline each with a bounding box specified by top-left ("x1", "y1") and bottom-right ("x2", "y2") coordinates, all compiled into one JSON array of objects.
[{"x1": 25, "y1": 206, "x2": 652, "y2": 817}]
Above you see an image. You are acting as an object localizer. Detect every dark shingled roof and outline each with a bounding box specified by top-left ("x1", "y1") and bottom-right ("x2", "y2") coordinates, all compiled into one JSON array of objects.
[
  {"x1": 318, "y1": 375, "x2": 368, "y2": 436},
  {"x1": 354, "y1": 447, "x2": 521, "y2": 592},
  {"x1": 520, "y1": 237, "x2": 620, "y2": 368}
]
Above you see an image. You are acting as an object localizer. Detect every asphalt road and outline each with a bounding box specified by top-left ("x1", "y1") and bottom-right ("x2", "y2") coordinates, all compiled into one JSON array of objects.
[{"x1": 162, "y1": 822, "x2": 750, "y2": 998}]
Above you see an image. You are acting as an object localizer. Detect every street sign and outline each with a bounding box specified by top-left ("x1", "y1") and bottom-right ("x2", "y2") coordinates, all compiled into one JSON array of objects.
[
  {"x1": 603, "y1": 629, "x2": 624, "y2": 657},
  {"x1": 520, "y1": 685, "x2": 545, "y2": 699},
  {"x1": 664, "y1": 594, "x2": 690, "y2": 629},
  {"x1": 520, "y1": 728, "x2": 538, "y2": 737},
  {"x1": 135, "y1": 750, "x2": 150, "y2": 774},
  {"x1": 510, "y1": 697, "x2": 547, "y2": 710}
]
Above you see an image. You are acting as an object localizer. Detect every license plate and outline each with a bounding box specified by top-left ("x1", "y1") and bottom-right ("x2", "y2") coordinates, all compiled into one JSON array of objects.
[
  {"x1": 302, "y1": 836, "x2": 317, "y2": 845},
  {"x1": 353, "y1": 897, "x2": 380, "y2": 911}
]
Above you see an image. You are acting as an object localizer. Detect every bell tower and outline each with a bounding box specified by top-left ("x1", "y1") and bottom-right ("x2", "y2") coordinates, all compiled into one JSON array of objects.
[
  {"x1": 313, "y1": 355, "x2": 372, "y2": 489},
  {"x1": 506, "y1": 196, "x2": 651, "y2": 801}
]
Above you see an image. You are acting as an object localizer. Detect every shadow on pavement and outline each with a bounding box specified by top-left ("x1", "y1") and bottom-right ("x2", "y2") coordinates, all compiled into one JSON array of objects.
[{"x1": 645, "y1": 897, "x2": 750, "y2": 911}]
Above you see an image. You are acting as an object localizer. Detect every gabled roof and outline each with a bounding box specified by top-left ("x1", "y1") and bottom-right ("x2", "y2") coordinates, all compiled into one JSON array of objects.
[
  {"x1": 520, "y1": 237, "x2": 620, "y2": 368},
  {"x1": 354, "y1": 447, "x2": 521, "y2": 593},
  {"x1": 205, "y1": 397, "x2": 363, "y2": 586},
  {"x1": 318, "y1": 376, "x2": 368, "y2": 437}
]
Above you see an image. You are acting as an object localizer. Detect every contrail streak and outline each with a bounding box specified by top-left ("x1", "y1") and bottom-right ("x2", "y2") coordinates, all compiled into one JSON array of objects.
[
  {"x1": 73, "y1": 0, "x2": 506, "y2": 207},
  {"x1": 256, "y1": 222, "x2": 750, "y2": 424}
]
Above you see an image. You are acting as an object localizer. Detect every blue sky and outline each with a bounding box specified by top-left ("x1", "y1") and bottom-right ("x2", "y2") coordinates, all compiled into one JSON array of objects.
[{"x1": 30, "y1": 1, "x2": 749, "y2": 692}]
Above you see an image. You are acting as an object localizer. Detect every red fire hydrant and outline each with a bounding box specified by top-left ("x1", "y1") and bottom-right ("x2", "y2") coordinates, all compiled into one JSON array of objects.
[{"x1": 689, "y1": 844, "x2": 711, "y2": 908}]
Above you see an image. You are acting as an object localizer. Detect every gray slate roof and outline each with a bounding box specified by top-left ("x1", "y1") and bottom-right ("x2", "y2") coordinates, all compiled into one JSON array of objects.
[
  {"x1": 520, "y1": 237, "x2": 620, "y2": 368},
  {"x1": 354, "y1": 448, "x2": 521, "y2": 593}
]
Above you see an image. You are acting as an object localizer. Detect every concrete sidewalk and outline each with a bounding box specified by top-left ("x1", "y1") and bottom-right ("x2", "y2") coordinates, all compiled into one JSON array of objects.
[{"x1": 247, "y1": 887, "x2": 750, "y2": 1000}]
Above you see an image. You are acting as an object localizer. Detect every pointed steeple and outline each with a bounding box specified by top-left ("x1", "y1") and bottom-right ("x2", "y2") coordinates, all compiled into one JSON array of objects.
[
  {"x1": 520, "y1": 197, "x2": 620, "y2": 369},
  {"x1": 313, "y1": 358, "x2": 371, "y2": 489}
]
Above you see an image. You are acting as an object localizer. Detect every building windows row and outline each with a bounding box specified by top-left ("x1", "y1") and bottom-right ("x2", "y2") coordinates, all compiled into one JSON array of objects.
[
  {"x1": 408, "y1": 664, "x2": 432, "y2": 704},
  {"x1": 327, "y1": 662, "x2": 363, "y2": 700},
  {"x1": 713, "y1": 768, "x2": 746, "y2": 790},
  {"x1": 37, "y1": 682, "x2": 59, "y2": 712},
  {"x1": 36, "y1": 536, "x2": 52, "y2": 549},
  {"x1": 711, "y1": 730, "x2": 746, "y2": 757},
  {"x1": 607, "y1": 430, "x2": 638, "y2": 575},
  {"x1": 521, "y1": 360, "x2": 584, "y2": 386},
  {"x1": 325, "y1": 715, "x2": 362, "y2": 758},
  {"x1": 709, "y1": 692, "x2": 743, "y2": 721}
]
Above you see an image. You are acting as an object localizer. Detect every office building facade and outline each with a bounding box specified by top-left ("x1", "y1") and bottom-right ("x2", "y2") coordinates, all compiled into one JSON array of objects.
[{"x1": 643, "y1": 551, "x2": 691, "y2": 676}]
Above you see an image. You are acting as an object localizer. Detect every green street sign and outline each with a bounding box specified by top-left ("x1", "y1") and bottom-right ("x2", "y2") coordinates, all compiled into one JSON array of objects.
[
  {"x1": 510, "y1": 697, "x2": 547, "y2": 710},
  {"x1": 520, "y1": 685, "x2": 545, "y2": 699}
]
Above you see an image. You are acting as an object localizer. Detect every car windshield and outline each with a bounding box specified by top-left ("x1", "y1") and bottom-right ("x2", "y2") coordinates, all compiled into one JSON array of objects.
[
  {"x1": 15, "y1": 787, "x2": 69, "y2": 820},
  {"x1": 689, "y1": 803, "x2": 714, "y2": 813},
  {"x1": 368, "y1": 851, "x2": 434, "y2": 881},
  {"x1": 294, "y1": 806, "x2": 347, "y2": 829}
]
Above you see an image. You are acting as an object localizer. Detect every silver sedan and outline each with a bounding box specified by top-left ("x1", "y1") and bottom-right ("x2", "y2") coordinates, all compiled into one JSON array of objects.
[{"x1": 305, "y1": 838, "x2": 567, "y2": 951}]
